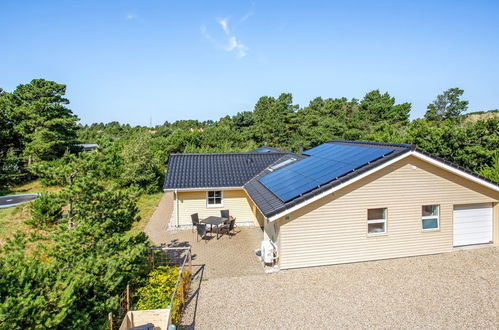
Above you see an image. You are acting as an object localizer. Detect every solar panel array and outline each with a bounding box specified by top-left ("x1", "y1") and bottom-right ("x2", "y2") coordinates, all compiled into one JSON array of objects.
[{"x1": 259, "y1": 143, "x2": 395, "y2": 202}]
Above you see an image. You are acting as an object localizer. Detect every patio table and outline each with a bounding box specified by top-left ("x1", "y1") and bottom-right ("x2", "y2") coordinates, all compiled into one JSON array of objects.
[{"x1": 202, "y1": 216, "x2": 225, "y2": 239}]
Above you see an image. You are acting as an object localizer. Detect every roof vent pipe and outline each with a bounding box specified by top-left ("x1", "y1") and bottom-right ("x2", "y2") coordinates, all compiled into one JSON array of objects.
[{"x1": 299, "y1": 143, "x2": 303, "y2": 154}]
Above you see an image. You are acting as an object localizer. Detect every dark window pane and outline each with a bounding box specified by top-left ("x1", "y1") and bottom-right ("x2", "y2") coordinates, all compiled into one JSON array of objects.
[
  {"x1": 208, "y1": 191, "x2": 215, "y2": 198},
  {"x1": 368, "y1": 222, "x2": 385, "y2": 234},
  {"x1": 214, "y1": 191, "x2": 222, "y2": 197},
  {"x1": 368, "y1": 208, "x2": 386, "y2": 220},
  {"x1": 422, "y1": 218, "x2": 438, "y2": 229},
  {"x1": 422, "y1": 205, "x2": 438, "y2": 217}
]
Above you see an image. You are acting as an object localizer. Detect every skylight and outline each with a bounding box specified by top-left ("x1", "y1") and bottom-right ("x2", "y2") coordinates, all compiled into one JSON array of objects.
[{"x1": 268, "y1": 158, "x2": 297, "y2": 171}]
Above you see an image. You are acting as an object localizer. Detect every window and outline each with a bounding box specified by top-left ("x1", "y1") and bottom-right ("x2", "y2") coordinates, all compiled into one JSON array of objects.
[
  {"x1": 269, "y1": 158, "x2": 297, "y2": 171},
  {"x1": 207, "y1": 191, "x2": 223, "y2": 207},
  {"x1": 367, "y1": 208, "x2": 387, "y2": 235},
  {"x1": 422, "y1": 205, "x2": 439, "y2": 230}
]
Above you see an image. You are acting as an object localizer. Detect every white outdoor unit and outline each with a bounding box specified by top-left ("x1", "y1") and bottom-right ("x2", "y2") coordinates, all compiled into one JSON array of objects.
[{"x1": 261, "y1": 240, "x2": 275, "y2": 264}]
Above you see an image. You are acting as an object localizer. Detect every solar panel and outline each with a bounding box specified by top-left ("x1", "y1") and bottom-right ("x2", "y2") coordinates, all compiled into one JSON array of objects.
[{"x1": 259, "y1": 143, "x2": 395, "y2": 202}]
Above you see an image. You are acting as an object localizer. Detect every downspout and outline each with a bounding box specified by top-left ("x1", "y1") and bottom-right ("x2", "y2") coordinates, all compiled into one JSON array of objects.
[{"x1": 175, "y1": 189, "x2": 180, "y2": 228}]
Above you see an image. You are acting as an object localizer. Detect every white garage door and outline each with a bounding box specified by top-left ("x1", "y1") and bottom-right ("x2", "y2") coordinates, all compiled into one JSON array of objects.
[{"x1": 453, "y1": 203, "x2": 493, "y2": 246}]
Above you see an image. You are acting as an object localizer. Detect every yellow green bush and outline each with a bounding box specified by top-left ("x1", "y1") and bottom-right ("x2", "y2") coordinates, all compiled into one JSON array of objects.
[{"x1": 135, "y1": 265, "x2": 179, "y2": 310}]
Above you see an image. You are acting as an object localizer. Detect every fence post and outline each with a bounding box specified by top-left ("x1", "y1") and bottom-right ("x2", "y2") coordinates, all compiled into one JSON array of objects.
[
  {"x1": 126, "y1": 283, "x2": 130, "y2": 311},
  {"x1": 180, "y1": 276, "x2": 185, "y2": 303},
  {"x1": 188, "y1": 249, "x2": 192, "y2": 274},
  {"x1": 108, "y1": 312, "x2": 113, "y2": 330}
]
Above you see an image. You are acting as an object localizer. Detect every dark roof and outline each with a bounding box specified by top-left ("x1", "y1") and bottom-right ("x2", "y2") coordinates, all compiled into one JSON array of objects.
[
  {"x1": 163, "y1": 152, "x2": 292, "y2": 189},
  {"x1": 245, "y1": 141, "x2": 412, "y2": 217},
  {"x1": 252, "y1": 146, "x2": 289, "y2": 153},
  {"x1": 244, "y1": 154, "x2": 305, "y2": 216},
  {"x1": 164, "y1": 140, "x2": 499, "y2": 218}
]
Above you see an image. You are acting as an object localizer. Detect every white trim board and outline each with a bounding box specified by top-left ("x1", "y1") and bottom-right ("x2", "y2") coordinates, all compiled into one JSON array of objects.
[
  {"x1": 268, "y1": 150, "x2": 499, "y2": 222},
  {"x1": 164, "y1": 187, "x2": 241, "y2": 192}
]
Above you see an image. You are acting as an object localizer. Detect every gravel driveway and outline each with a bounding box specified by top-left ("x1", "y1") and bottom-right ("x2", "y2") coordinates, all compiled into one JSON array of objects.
[{"x1": 180, "y1": 247, "x2": 498, "y2": 329}]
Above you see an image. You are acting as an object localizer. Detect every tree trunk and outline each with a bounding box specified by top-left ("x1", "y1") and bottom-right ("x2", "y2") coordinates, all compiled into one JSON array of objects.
[{"x1": 27, "y1": 154, "x2": 32, "y2": 181}]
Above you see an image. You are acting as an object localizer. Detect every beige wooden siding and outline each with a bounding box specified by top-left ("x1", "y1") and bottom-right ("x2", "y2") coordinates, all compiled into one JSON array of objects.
[
  {"x1": 247, "y1": 198, "x2": 265, "y2": 228},
  {"x1": 173, "y1": 189, "x2": 259, "y2": 227},
  {"x1": 278, "y1": 156, "x2": 499, "y2": 269}
]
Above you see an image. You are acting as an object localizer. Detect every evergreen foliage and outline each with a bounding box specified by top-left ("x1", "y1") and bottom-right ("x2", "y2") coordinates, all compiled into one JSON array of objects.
[{"x1": 27, "y1": 192, "x2": 63, "y2": 228}]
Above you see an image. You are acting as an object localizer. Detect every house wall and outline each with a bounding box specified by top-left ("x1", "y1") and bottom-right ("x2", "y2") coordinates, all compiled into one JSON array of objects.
[
  {"x1": 277, "y1": 155, "x2": 499, "y2": 270},
  {"x1": 171, "y1": 189, "x2": 260, "y2": 228}
]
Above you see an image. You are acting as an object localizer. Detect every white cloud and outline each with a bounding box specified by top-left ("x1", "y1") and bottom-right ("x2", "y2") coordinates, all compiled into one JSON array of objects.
[
  {"x1": 226, "y1": 36, "x2": 248, "y2": 57},
  {"x1": 202, "y1": 12, "x2": 251, "y2": 58},
  {"x1": 217, "y1": 17, "x2": 230, "y2": 35},
  {"x1": 126, "y1": 13, "x2": 137, "y2": 20}
]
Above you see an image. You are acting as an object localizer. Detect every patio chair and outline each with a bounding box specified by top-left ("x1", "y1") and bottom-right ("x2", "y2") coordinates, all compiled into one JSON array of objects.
[
  {"x1": 195, "y1": 223, "x2": 208, "y2": 242},
  {"x1": 191, "y1": 213, "x2": 200, "y2": 232},
  {"x1": 220, "y1": 209, "x2": 230, "y2": 221},
  {"x1": 219, "y1": 218, "x2": 236, "y2": 238}
]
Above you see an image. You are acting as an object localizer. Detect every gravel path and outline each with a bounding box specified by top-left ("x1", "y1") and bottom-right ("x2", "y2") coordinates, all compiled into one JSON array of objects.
[
  {"x1": 145, "y1": 192, "x2": 173, "y2": 245},
  {"x1": 180, "y1": 247, "x2": 499, "y2": 329}
]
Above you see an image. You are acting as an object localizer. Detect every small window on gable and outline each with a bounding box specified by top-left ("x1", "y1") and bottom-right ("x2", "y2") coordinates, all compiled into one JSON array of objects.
[
  {"x1": 367, "y1": 208, "x2": 387, "y2": 235},
  {"x1": 422, "y1": 205, "x2": 439, "y2": 230},
  {"x1": 207, "y1": 191, "x2": 223, "y2": 207}
]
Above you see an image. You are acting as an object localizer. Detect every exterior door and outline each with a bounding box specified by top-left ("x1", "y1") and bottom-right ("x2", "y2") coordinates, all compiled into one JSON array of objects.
[{"x1": 453, "y1": 203, "x2": 493, "y2": 246}]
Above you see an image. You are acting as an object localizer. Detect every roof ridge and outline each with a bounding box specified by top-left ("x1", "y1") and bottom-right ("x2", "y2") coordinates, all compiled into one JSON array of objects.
[
  {"x1": 169, "y1": 152, "x2": 291, "y2": 156},
  {"x1": 328, "y1": 140, "x2": 414, "y2": 149}
]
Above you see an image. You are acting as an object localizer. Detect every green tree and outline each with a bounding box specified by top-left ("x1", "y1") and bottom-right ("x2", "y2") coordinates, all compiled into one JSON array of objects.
[
  {"x1": 0, "y1": 176, "x2": 149, "y2": 328},
  {"x1": 253, "y1": 93, "x2": 298, "y2": 147},
  {"x1": 359, "y1": 90, "x2": 411, "y2": 124},
  {"x1": 121, "y1": 132, "x2": 162, "y2": 192},
  {"x1": 67, "y1": 176, "x2": 140, "y2": 233},
  {"x1": 232, "y1": 111, "x2": 254, "y2": 128},
  {"x1": 424, "y1": 87, "x2": 468, "y2": 122},
  {"x1": 4, "y1": 79, "x2": 80, "y2": 165},
  {"x1": 479, "y1": 154, "x2": 499, "y2": 182}
]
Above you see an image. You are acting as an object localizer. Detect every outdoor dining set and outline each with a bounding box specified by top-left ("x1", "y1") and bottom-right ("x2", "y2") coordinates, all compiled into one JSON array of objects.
[{"x1": 191, "y1": 210, "x2": 237, "y2": 241}]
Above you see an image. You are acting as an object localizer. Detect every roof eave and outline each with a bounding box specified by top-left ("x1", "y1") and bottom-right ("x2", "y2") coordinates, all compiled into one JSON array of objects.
[
  {"x1": 265, "y1": 149, "x2": 499, "y2": 221},
  {"x1": 164, "y1": 186, "x2": 243, "y2": 192}
]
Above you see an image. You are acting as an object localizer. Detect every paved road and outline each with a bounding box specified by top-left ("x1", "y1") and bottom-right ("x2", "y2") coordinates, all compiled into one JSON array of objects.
[{"x1": 0, "y1": 194, "x2": 39, "y2": 208}]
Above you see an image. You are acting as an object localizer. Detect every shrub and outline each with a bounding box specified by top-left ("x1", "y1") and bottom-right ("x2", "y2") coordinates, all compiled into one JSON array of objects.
[
  {"x1": 135, "y1": 265, "x2": 179, "y2": 311},
  {"x1": 27, "y1": 193, "x2": 63, "y2": 227},
  {"x1": 170, "y1": 269, "x2": 191, "y2": 325}
]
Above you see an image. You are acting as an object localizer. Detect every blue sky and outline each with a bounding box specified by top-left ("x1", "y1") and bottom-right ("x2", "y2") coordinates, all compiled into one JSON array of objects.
[{"x1": 1, "y1": 0, "x2": 498, "y2": 126}]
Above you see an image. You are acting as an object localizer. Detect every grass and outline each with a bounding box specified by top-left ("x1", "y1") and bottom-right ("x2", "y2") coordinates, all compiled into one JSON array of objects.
[
  {"x1": 130, "y1": 192, "x2": 163, "y2": 236},
  {"x1": 0, "y1": 180, "x2": 62, "y2": 243},
  {"x1": 0, "y1": 203, "x2": 31, "y2": 242},
  {"x1": 0, "y1": 180, "x2": 62, "y2": 196}
]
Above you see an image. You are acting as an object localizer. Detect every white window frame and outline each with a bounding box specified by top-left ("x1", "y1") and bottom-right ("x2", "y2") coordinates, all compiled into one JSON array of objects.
[
  {"x1": 421, "y1": 205, "x2": 439, "y2": 231},
  {"x1": 367, "y1": 208, "x2": 387, "y2": 236},
  {"x1": 206, "y1": 190, "x2": 223, "y2": 208}
]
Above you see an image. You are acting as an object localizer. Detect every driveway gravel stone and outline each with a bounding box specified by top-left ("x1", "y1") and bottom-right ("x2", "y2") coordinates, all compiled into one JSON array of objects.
[{"x1": 180, "y1": 247, "x2": 499, "y2": 329}]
